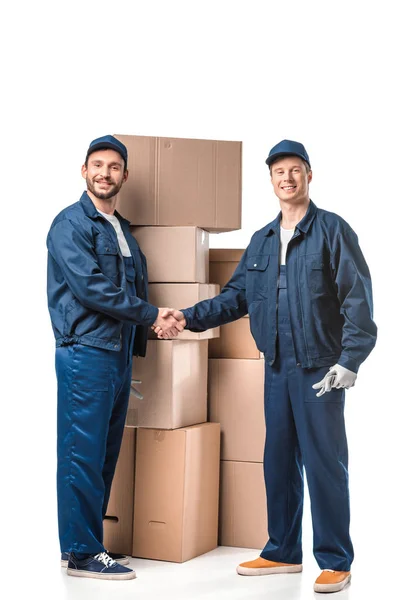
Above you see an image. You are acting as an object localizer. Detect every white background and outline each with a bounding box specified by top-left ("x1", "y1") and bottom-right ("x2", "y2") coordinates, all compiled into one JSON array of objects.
[{"x1": 2, "y1": 0, "x2": 399, "y2": 596}]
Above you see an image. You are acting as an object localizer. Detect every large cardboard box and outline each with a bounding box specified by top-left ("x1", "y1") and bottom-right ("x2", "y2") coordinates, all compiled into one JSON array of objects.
[
  {"x1": 127, "y1": 340, "x2": 208, "y2": 429},
  {"x1": 208, "y1": 316, "x2": 262, "y2": 359},
  {"x1": 103, "y1": 427, "x2": 136, "y2": 555},
  {"x1": 219, "y1": 461, "x2": 268, "y2": 549},
  {"x1": 115, "y1": 134, "x2": 242, "y2": 232},
  {"x1": 208, "y1": 358, "x2": 265, "y2": 462},
  {"x1": 131, "y1": 226, "x2": 209, "y2": 283},
  {"x1": 148, "y1": 283, "x2": 220, "y2": 341},
  {"x1": 132, "y1": 423, "x2": 221, "y2": 562}
]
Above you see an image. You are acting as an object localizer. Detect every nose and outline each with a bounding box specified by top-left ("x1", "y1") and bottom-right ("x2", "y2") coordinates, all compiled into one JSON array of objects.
[
  {"x1": 283, "y1": 171, "x2": 293, "y2": 182},
  {"x1": 99, "y1": 164, "x2": 111, "y2": 179}
]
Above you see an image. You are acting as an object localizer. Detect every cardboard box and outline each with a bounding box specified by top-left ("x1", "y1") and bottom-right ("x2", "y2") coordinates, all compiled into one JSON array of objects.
[
  {"x1": 103, "y1": 427, "x2": 136, "y2": 555},
  {"x1": 131, "y1": 226, "x2": 209, "y2": 283},
  {"x1": 208, "y1": 249, "x2": 262, "y2": 358},
  {"x1": 127, "y1": 340, "x2": 208, "y2": 429},
  {"x1": 115, "y1": 134, "x2": 242, "y2": 232},
  {"x1": 148, "y1": 283, "x2": 220, "y2": 341},
  {"x1": 132, "y1": 423, "x2": 221, "y2": 562},
  {"x1": 208, "y1": 358, "x2": 265, "y2": 462},
  {"x1": 208, "y1": 316, "x2": 262, "y2": 359},
  {"x1": 219, "y1": 461, "x2": 268, "y2": 549},
  {"x1": 209, "y1": 248, "x2": 244, "y2": 287}
]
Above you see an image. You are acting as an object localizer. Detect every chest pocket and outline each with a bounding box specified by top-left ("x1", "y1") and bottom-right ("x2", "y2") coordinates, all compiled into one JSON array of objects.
[
  {"x1": 94, "y1": 234, "x2": 119, "y2": 280},
  {"x1": 246, "y1": 255, "x2": 270, "y2": 299},
  {"x1": 308, "y1": 260, "x2": 330, "y2": 295}
]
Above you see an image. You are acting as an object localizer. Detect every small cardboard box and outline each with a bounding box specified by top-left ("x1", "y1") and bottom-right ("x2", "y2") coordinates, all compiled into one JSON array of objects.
[
  {"x1": 131, "y1": 226, "x2": 209, "y2": 283},
  {"x1": 209, "y1": 248, "x2": 244, "y2": 286},
  {"x1": 127, "y1": 340, "x2": 208, "y2": 430}
]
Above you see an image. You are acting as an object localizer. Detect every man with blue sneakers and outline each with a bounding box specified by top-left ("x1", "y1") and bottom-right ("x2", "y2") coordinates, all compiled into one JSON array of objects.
[
  {"x1": 157, "y1": 140, "x2": 377, "y2": 593},
  {"x1": 47, "y1": 135, "x2": 183, "y2": 580}
]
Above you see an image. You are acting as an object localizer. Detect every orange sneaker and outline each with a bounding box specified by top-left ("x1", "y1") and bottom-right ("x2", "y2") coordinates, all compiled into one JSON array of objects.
[
  {"x1": 237, "y1": 557, "x2": 303, "y2": 576},
  {"x1": 314, "y1": 570, "x2": 351, "y2": 593}
]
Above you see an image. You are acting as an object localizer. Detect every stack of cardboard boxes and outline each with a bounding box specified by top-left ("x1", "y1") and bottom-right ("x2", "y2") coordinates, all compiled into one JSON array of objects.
[
  {"x1": 104, "y1": 134, "x2": 246, "y2": 562},
  {"x1": 207, "y1": 250, "x2": 268, "y2": 550}
]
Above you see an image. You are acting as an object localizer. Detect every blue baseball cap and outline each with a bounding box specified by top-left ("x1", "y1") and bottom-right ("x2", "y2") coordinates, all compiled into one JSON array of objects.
[
  {"x1": 86, "y1": 135, "x2": 128, "y2": 166},
  {"x1": 266, "y1": 139, "x2": 311, "y2": 168}
]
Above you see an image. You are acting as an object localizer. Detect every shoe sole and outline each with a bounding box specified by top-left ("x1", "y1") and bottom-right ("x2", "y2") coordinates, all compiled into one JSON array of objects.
[
  {"x1": 237, "y1": 564, "x2": 303, "y2": 576},
  {"x1": 314, "y1": 574, "x2": 351, "y2": 593},
  {"x1": 61, "y1": 558, "x2": 130, "y2": 567},
  {"x1": 67, "y1": 568, "x2": 136, "y2": 580}
]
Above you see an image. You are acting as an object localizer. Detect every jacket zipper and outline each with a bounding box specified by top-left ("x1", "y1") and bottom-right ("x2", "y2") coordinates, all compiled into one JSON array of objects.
[
  {"x1": 101, "y1": 217, "x2": 124, "y2": 350},
  {"x1": 286, "y1": 231, "x2": 301, "y2": 365},
  {"x1": 296, "y1": 243, "x2": 310, "y2": 366}
]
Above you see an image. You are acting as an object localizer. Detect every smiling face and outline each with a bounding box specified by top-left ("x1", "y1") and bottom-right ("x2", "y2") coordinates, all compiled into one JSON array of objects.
[
  {"x1": 81, "y1": 149, "x2": 128, "y2": 201},
  {"x1": 270, "y1": 156, "x2": 312, "y2": 205}
]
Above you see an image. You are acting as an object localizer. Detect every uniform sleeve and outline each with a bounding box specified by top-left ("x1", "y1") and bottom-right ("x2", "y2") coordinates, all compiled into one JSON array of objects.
[
  {"x1": 182, "y1": 249, "x2": 248, "y2": 331},
  {"x1": 47, "y1": 218, "x2": 159, "y2": 327},
  {"x1": 332, "y1": 227, "x2": 377, "y2": 372}
]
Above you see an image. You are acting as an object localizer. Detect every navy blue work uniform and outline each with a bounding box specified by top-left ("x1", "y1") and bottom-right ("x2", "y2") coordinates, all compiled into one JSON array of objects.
[
  {"x1": 261, "y1": 266, "x2": 352, "y2": 570},
  {"x1": 47, "y1": 193, "x2": 158, "y2": 555},
  {"x1": 182, "y1": 200, "x2": 377, "y2": 570}
]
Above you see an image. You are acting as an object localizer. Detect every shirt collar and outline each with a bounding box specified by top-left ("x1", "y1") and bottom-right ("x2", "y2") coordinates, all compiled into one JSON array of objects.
[
  {"x1": 79, "y1": 191, "x2": 131, "y2": 225},
  {"x1": 264, "y1": 199, "x2": 317, "y2": 236}
]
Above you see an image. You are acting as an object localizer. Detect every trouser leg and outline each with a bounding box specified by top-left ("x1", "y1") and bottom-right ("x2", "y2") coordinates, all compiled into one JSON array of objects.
[
  {"x1": 288, "y1": 366, "x2": 353, "y2": 571},
  {"x1": 260, "y1": 356, "x2": 304, "y2": 564},
  {"x1": 56, "y1": 344, "x2": 115, "y2": 554}
]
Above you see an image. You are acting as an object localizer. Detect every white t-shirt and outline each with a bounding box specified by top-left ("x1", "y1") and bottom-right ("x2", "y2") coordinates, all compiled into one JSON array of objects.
[
  {"x1": 97, "y1": 210, "x2": 132, "y2": 257},
  {"x1": 280, "y1": 227, "x2": 295, "y2": 265}
]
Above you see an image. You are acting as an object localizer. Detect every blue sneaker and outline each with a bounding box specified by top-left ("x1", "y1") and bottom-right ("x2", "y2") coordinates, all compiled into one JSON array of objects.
[
  {"x1": 61, "y1": 550, "x2": 129, "y2": 567},
  {"x1": 67, "y1": 552, "x2": 136, "y2": 580}
]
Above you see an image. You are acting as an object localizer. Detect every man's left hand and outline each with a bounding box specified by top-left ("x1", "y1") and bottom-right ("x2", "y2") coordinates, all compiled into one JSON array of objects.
[{"x1": 312, "y1": 364, "x2": 357, "y2": 397}]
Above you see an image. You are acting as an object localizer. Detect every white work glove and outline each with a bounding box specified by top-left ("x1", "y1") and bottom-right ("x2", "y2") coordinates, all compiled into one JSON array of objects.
[
  {"x1": 130, "y1": 379, "x2": 143, "y2": 400},
  {"x1": 312, "y1": 364, "x2": 357, "y2": 397}
]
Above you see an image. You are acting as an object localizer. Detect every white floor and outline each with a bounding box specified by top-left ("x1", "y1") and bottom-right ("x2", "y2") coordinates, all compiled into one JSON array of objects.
[{"x1": 14, "y1": 545, "x2": 391, "y2": 600}]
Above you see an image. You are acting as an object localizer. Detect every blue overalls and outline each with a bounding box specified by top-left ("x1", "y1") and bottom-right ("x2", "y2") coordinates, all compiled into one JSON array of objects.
[
  {"x1": 56, "y1": 256, "x2": 136, "y2": 555},
  {"x1": 260, "y1": 265, "x2": 354, "y2": 571}
]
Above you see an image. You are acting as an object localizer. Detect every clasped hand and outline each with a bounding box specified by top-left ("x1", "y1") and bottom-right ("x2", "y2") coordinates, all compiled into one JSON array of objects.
[{"x1": 152, "y1": 308, "x2": 187, "y2": 339}]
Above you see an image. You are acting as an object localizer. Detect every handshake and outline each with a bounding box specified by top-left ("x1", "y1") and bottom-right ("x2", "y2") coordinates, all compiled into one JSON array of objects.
[{"x1": 151, "y1": 308, "x2": 187, "y2": 339}]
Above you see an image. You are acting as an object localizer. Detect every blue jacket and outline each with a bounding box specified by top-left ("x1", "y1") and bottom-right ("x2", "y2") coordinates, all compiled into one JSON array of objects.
[
  {"x1": 47, "y1": 192, "x2": 159, "y2": 356},
  {"x1": 182, "y1": 200, "x2": 377, "y2": 373}
]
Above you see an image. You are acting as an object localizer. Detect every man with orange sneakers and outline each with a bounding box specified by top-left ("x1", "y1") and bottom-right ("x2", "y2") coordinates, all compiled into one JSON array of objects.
[{"x1": 156, "y1": 140, "x2": 377, "y2": 593}]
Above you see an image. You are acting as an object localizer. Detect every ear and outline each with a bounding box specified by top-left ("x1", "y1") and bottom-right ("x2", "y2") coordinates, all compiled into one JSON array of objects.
[
  {"x1": 307, "y1": 170, "x2": 313, "y2": 184},
  {"x1": 81, "y1": 164, "x2": 87, "y2": 180},
  {"x1": 123, "y1": 169, "x2": 129, "y2": 183}
]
